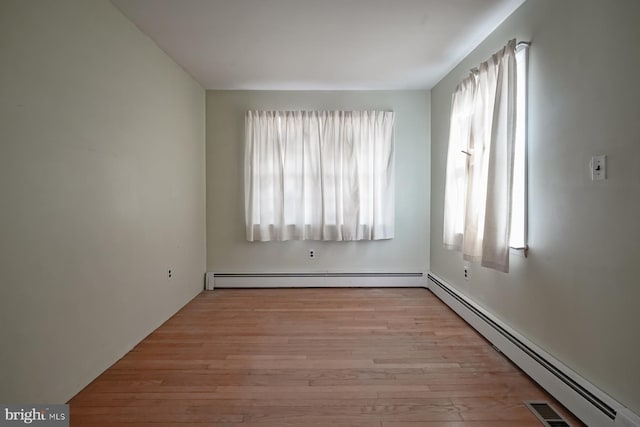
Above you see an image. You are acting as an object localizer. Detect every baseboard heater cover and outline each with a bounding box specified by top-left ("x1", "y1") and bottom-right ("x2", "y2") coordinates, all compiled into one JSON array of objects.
[
  {"x1": 427, "y1": 273, "x2": 640, "y2": 427},
  {"x1": 206, "y1": 272, "x2": 426, "y2": 289}
]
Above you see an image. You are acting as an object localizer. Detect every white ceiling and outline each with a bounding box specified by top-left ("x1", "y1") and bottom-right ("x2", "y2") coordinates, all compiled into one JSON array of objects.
[{"x1": 111, "y1": 0, "x2": 526, "y2": 90}]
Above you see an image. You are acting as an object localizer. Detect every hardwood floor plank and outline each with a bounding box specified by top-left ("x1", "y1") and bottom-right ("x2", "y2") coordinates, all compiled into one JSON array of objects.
[{"x1": 69, "y1": 288, "x2": 583, "y2": 426}]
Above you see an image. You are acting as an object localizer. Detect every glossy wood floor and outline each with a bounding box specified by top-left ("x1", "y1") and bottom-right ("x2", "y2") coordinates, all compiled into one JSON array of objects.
[{"x1": 69, "y1": 288, "x2": 583, "y2": 426}]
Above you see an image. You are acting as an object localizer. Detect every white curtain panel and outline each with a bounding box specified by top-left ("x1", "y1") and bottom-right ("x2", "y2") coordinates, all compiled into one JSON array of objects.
[
  {"x1": 443, "y1": 74, "x2": 477, "y2": 252},
  {"x1": 443, "y1": 40, "x2": 517, "y2": 272},
  {"x1": 245, "y1": 110, "x2": 395, "y2": 242}
]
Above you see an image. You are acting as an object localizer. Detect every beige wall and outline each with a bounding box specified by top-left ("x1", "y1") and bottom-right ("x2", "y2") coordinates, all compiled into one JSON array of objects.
[
  {"x1": 0, "y1": 0, "x2": 206, "y2": 403},
  {"x1": 207, "y1": 91, "x2": 430, "y2": 274},
  {"x1": 430, "y1": 0, "x2": 640, "y2": 414}
]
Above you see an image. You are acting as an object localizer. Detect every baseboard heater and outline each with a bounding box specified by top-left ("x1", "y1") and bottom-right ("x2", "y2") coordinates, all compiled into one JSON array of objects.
[
  {"x1": 427, "y1": 273, "x2": 640, "y2": 427},
  {"x1": 206, "y1": 272, "x2": 426, "y2": 289}
]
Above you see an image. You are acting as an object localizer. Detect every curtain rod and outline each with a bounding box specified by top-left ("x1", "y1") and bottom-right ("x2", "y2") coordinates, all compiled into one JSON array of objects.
[{"x1": 470, "y1": 41, "x2": 531, "y2": 74}]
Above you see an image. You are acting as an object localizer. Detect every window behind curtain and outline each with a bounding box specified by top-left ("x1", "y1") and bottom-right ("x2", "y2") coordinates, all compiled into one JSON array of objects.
[
  {"x1": 509, "y1": 46, "x2": 529, "y2": 249},
  {"x1": 443, "y1": 39, "x2": 527, "y2": 272},
  {"x1": 244, "y1": 110, "x2": 395, "y2": 242}
]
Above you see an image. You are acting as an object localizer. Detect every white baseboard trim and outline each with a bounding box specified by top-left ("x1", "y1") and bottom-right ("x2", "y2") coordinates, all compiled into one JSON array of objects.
[
  {"x1": 205, "y1": 272, "x2": 426, "y2": 289},
  {"x1": 427, "y1": 272, "x2": 640, "y2": 427}
]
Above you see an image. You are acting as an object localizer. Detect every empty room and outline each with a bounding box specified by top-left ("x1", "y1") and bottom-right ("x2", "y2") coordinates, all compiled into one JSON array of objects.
[{"x1": 1, "y1": 0, "x2": 639, "y2": 426}]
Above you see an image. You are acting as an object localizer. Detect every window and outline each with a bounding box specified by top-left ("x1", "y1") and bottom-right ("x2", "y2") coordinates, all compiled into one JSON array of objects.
[
  {"x1": 443, "y1": 39, "x2": 528, "y2": 272},
  {"x1": 244, "y1": 110, "x2": 395, "y2": 242},
  {"x1": 510, "y1": 45, "x2": 529, "y2": 250}
]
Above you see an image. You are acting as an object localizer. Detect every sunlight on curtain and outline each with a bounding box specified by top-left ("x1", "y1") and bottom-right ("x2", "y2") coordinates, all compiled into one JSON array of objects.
[
  {"x1": 509, "y1": 46, "x2": 529, "y2": 249},
  {"x1": 443, "y1": 75, "x2": 476, "y2": 252},
  {"x1": 443, "y1": 40, "x2": 518, "y2": 272},
  {"x1": 245, "y1": 110, "x2": 395, "y2": 242}
]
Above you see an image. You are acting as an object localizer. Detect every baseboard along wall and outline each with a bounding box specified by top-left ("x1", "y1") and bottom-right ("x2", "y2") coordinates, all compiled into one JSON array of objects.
[{"x1": 205, "y1": 272, "x2": 427, "y2": 289}]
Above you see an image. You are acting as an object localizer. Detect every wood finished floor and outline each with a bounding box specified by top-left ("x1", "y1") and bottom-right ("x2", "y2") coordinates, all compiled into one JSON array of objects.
[{"x1": 69, "y1": 288, "x2": 584, "y2": 426}]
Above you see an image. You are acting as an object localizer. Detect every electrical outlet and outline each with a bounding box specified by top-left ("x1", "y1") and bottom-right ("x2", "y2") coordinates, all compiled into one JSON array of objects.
[
  {"x1": 168, "y1": 268, "x2": 173, "y2": 279},
  {"x1": 463, "y1": 264, "x2": 470, "y2": 281},
  {"x1": 308, "y1": 249, "x2": 316, "y2": 259}
]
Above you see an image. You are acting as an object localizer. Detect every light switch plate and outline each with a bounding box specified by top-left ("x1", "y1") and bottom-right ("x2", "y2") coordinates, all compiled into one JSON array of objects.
[{"x1": 592, "y1": 155, "x2": 606, "y2": 181}]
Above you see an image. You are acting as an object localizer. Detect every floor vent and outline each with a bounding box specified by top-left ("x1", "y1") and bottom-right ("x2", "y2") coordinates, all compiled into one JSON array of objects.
[{"x1": 526, "y1": 401, "x2": 572, "y2": 426}]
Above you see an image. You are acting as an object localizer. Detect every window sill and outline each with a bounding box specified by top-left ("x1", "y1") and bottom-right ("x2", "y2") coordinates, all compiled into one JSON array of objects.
[{"x1": 510, "y1": 245, "x2": 529, "y2": 258}]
